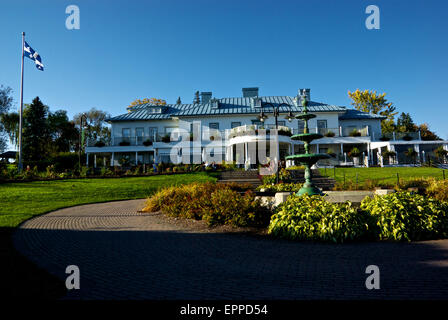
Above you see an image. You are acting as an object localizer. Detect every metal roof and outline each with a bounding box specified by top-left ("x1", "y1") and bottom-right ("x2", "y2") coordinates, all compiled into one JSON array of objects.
[
  {"x1": 338, "y1": 109, "x2": 387, "y2": 120},
  {"x1": 108, "y1": 96, "x2": 350, "y2": 122}
]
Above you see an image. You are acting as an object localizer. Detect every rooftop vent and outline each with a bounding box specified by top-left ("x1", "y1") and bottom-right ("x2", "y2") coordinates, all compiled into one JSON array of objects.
[
  {"x1": 298, "y1": 88, "x2": 310, "y2": 103},
  {"x1": 201, "y1": 92, "x2": 212, "y2": 104},
  {"x1": 210, "y1": 98, "x2": 219, "y2": 109},
  {"x1": 242, "y1": 87, "x2": 259, "y2": 98}
]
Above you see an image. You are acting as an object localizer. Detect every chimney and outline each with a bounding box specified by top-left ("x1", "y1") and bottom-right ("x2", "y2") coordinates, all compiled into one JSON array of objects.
[
  {"x1": 298, "y1": 88, "x2": 311, "y2": 103},
  {"x1": 242, "y1": 87, "x2": 259, "y2": 98},
  {"x1": 200, "y1": 92, "x2": 212, "y2": 104}
]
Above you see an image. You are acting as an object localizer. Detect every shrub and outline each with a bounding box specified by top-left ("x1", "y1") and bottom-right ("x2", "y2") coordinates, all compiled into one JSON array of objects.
[
  {"x1": 262, "y1": 168, "x2": 291, "y2": 185},
  {"x1": 100, "y1": 167, "x2": 114, "y2": 176},
  {"x1": 45, "y1": 165, "x2": 57, "y2": 179},
  {"x1": 143, "y1": 182, "x2": 271, "y2": 227},
  {"x1": 360, "y1": 192, "x2": 448, "y2": 241},
  {"x1": 268, "y1": 195, "x2": 371, "y2": 243},
  {"x1": 348, "y1": 147, "x2": 361, "y2": 158},
  {"x1": 349, "y1": 129, "x2": 361, "y2": 137},
  {"x1": 119, "y1": 141, "x2": 131, "y2": 146},
  {"x1": 143, "y1": 139, "x2": 153, "y2": 146},
  {"x1": 257, "y1": 183, "x2": 302, "y2": 193},
  {"x1": 402, "y1": 135, "x2": 413, "y2": 141},
  {"x1": 379, "y1": 136, "x2": 390, "y2": 141},
  {"x1": 426, "y1": 178, "x2": 448, "y2": 202},
  {"x1": 50, "y1": 152, "x2": 79, "y2": 172},
  {"x1": 94, "y1": 141, "x2": 106, "y2": 147},
  {"x1": 325, "y1": 131, "x2": 335, "y2": 137},
  {"x1": 381, "y1": 150, "x2": 396, "y2": 159}
]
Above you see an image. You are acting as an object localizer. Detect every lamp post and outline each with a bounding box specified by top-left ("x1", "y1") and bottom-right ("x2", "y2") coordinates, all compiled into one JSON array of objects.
[
  {"x1": 258, "y1": 102, "x2": 292, "y2": 184},
  {"x1": 78, "y1": 113, "x2": 87, "y2": 172}
]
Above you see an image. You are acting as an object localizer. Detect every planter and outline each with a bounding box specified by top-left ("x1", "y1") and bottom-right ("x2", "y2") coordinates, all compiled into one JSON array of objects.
[
  {"x1": 353, "y1": 157, "x2": 360, "y2": 166},
  {"x1": 119, "y1": 141, "x2": 130, "y2": 146},
  {"x1": 143, "y1": 140, "x2": 153, "y2": 146}
]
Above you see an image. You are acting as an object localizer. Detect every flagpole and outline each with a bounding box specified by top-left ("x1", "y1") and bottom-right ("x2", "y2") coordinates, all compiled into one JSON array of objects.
[{"x1": 18, "y1": 32, "x2": 25, "y2": 172}]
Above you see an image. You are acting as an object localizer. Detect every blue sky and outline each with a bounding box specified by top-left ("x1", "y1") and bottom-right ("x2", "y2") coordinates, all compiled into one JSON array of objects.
[{"x1": 1, "y1": 0, "x2": 447, "y2": 145}]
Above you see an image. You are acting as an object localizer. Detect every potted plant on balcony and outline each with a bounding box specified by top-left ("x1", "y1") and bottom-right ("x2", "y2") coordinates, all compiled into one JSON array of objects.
[
  {"x1": 379, "y1": 136, "x2": 390, "y2": 141},
  {"x1": 348, "y1": 147, "x2": 361, "y2": 165},
  {"x1": 119, "y1": 141, "x2": 130, "y2": 146},
  {"x1": 349, "y1": 129, "x2": 361, "y2": 137},
  {"x1": 143, "y1": 139, "x2": 153, "y2": 146},
  {"x1": 94, "y1": 141, "x2": 105, "y2": 147},
  {"x1": 324, "y1": 131, "x2": 335, "y2": 137},
  {"x1": 162, "y1": 134, "x2": 171, "y2": 143},
  {"x1": 402, "y1": 134, "x2": 413, "y2": 141}
]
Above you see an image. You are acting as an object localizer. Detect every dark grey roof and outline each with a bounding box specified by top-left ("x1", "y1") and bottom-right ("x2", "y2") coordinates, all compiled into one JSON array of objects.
[
  {"x1": 338, "y1": 109, "x2": 387, "y2": 120},
  {"x1": 108, "y1": 96, "x2": 349, "y2": 122}
]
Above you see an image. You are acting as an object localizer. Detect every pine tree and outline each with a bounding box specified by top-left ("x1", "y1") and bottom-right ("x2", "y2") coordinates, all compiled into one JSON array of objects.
[
  {"x1": 22, "y1": 97, "x2": 51, "y2": 162},
  {"x1": 176, "y1": 97, "x2": 182, "y2": 104}
]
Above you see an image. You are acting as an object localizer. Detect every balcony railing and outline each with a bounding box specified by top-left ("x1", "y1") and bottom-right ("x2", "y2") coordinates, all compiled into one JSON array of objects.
[{"x1": 372, "y1": 131, "x2": 421, "y2": 141}]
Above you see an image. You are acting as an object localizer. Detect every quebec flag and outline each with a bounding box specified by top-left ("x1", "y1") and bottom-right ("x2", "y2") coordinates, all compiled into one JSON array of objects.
[{"x1": 24, "y1": 41, "x2": 44, "y2": 71}]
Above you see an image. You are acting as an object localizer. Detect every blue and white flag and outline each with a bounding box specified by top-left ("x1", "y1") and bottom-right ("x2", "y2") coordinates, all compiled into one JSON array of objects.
[{"x1": 24, "y1": 41, "x2": 44, "y2": 71}]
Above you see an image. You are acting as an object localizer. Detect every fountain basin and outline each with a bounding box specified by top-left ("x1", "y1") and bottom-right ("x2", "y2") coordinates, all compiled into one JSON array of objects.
[
  {"x1": 286, "y1": 153, "x2": 331, "y2": 163},
  {"x1": 291, "y1": 133, "x2": 324, "y2": 142},
  {"x1": 296, "y1": 114, "x2": 316, "y2": 121}
]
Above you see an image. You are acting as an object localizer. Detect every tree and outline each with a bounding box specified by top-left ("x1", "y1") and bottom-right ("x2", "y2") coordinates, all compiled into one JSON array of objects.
[
  {"x1": 418, "y1": 123, "x2": 440, "y2": 141},
  {"x1": 22, "y1": 97, "x2": 51, "y2": 162},
  {"x1": 128, "y1": 98, "x2": 167, "y2": 109},
  {"x1": 0, "y1": 85, "x2": 14, "y2": 153},
  {"x1": 73, "y1": 108, "x2": 111, "y2": 145},
  {"x1": 48, "y1": 110, "x2": 79, "y2": 153},
  {"x1": 0, "y1": 112, "x2": 19, "y2": 146},
  {"x1": 176, "y1": 97, "x2": 182, "y2": 104},
  {"x1": 348, "y1": 89, "x2": 397, "y2": 133},
  {"x1": 396, "y1": 112, "x2": 417, "y2": 133}
]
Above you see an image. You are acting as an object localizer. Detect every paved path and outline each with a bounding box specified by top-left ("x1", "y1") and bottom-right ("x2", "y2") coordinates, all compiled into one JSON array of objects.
[{"x1": 13, "y1": 200, "x2": 448, "y2": 300}]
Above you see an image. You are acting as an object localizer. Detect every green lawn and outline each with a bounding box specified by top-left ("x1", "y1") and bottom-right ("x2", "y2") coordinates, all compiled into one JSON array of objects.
[
  {"x1": 319, "y1": 167, "x2": 446, "y2": 184},
  {"x1": 0, "y1": 173, "x2": 216, "y2": 228}
]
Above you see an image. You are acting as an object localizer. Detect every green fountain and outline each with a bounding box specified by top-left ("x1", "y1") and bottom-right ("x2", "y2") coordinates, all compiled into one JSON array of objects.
[{"x1": 286, "y1": 94, "x2": 330, "y2": 196}]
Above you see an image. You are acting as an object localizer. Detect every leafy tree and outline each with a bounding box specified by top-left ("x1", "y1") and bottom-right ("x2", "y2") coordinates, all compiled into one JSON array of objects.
[
  {"x1": 48, "y1": 110, "x2": 79, "y2": 153},
  {"x1": 418, "y1": 123, "x2": 440, "y2": 141},
  {"x1": 396, "y1": 112, "x2": 417, "y2": 133},
  {"x1": 73, "y1": 108, "x2": 111, "y2": 146},
  {"x1": 348, "y1": 89, "x2": 397, "y2": 133},
  {"x1": 0, "y1": 85, "x2": 14, "y2": 153},
  {"x1": 128, "y1": 98, "x2": 167, "y2": 109},
  {"x1": 0, "y1": 112, "x2": 19, "y2": 146}
]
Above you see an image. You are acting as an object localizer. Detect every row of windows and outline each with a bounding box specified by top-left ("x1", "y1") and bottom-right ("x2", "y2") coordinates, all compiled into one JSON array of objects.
[{"x1": 119, "y1": 120, "x2": 328, "y2": 137}]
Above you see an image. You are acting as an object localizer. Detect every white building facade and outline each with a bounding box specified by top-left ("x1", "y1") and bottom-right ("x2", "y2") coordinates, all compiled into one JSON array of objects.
[{"x1": 85, "y1": 88, "x2": 448, "y2": 168}]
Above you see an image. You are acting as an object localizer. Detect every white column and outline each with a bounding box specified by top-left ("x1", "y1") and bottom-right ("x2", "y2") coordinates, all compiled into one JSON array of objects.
[
  {"x1": 135, "y1": 151, "x2": 138, "y2": 165},
  {"x1": 414, "y1": 144, "x2": 420, "y2": 164},
  {"x1": 340, "y1": 143, "x2": 343, "y2": 154},
  {"x1": 94, "y1": 154, "x2": 97, "y2": 168},
  {"x1": 86, "y1": 153, "x2": 89, "y2": 166},
  {"x1": 316, "y1": 144, "x2": 320, "y2": 153},
  {"x1": 111, "y1": 152, "x2": 115, "y2": 166},
  {"x1": 104, "y1": 156, "x2": 106, "y2": 167}
]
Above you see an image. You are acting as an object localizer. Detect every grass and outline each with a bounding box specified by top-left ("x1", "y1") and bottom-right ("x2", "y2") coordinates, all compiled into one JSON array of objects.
[
  {"x1": 0, "y1": 172, "x2": 216, "y2": 228},
  {"x1": 320, "y1": 167, "x2": 446, "y2": 185}
]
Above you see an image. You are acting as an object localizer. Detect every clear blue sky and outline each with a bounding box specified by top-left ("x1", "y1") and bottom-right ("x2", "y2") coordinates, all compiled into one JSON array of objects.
[{"x1": 1, "y1": 0, "x2": 447, "y2": 144}]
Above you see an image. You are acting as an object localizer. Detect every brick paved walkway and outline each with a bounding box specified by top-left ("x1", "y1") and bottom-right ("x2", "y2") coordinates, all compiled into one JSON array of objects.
[{"x1": 13, "y1": 200, "x2": 448, "y2": 299}]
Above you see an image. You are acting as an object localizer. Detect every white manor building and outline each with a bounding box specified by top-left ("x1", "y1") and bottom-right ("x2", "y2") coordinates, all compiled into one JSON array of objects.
[{"x1": 85, "y1": 88, "x2": 448, "y2": 168}]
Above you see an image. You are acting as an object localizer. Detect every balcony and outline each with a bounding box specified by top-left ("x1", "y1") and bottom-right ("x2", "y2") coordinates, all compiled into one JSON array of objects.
[{"x1": 372, "y1": 131, "x2": 421, "y2": 142}]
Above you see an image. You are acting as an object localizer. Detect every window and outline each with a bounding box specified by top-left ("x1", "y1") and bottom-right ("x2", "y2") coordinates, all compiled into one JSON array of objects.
[
  {"x1": 165, "y1": 127, "x2": 179, "y2": 141},
  {"x1": 149, "y1": 127, "x2": 158, "y2": 141},
  {"x1": 252, "y1": 120, "x2": 263, "y2": 126},
  {"x1": 277, "y1": 120, "x2": 286, "y2": 127},
  {"x1": 317, "y1": 120, "x2": 327, "y2": 128},
  {"x1": 136, "y1": 128, "x2": 144, "y2": 145},
  {"x1": 317, "y1": 120, "x2": 327, "y2": 135},
  {"x1": 121, "y1": 128, "x2": 131, "y2": 144},
  {"x1": 209, "y1": 123, "x2": 219, "y2": 130},
  {"x1": 231, "y1": 122, "x2": 241, "y2": 129},
  {"x1": 122, "y1": 128, "x2": 131, "y2": 137}
]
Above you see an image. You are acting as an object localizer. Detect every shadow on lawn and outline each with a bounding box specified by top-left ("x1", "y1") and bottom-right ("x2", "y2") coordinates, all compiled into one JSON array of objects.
[{"x1": 9, "y1": 227, "x2": 448, "y2": 300}]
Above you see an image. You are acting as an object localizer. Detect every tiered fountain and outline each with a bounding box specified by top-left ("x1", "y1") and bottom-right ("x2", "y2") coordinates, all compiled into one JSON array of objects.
[{"x1": 286, "y1": 94, "x2": 330, "y2": 196}]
